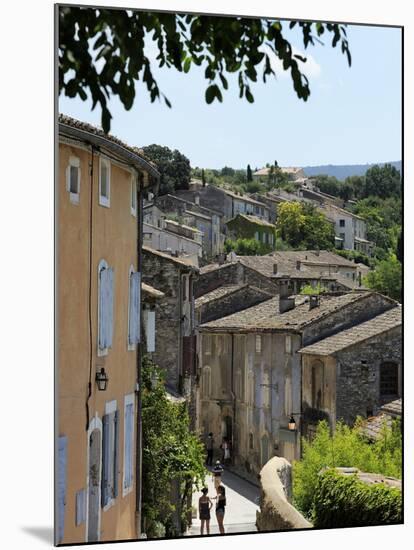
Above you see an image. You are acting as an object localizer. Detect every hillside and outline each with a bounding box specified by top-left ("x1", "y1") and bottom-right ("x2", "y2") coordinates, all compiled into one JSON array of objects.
[{"x1": 303, "y1": 161, "x2": 401, "y2": 181}]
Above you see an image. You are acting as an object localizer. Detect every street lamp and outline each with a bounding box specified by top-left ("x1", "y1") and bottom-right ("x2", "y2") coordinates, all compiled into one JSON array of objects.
[
  {"x1": 95, "y1": 367, "x2": 109, "y2": 391},
  {"x1": 288, "y1": 412, "x2": 302, "y2": 431}
]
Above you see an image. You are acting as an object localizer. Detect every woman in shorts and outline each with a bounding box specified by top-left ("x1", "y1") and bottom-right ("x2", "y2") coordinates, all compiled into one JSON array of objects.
[
  {"x1": 215, "y1": 485, "x2": 226, "y2": 535},
  {"x1": 198, "y1": 487, "x2": 213, "y2": 535}
]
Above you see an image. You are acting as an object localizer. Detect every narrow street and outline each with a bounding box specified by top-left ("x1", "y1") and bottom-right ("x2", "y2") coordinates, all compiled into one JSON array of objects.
[{"x1": 186, "y1": 468, "x2": 260, "y2": 536}]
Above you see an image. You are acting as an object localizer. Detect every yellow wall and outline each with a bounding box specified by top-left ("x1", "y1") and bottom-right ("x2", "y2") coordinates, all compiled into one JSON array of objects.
[{"x1": 58, "y1": 140, "x2": 141, "y2": 543}]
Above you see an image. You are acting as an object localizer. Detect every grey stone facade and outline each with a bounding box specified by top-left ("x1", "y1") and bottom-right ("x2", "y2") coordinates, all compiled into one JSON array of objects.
[{"x1": 142, "y1": 247, "x2": 198, "y2": 393}]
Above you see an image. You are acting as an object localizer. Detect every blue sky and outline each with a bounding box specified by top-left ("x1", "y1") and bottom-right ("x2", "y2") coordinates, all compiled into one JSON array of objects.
[{"x1": 59, "y1": 20, "x2": 402, "y2": 169}]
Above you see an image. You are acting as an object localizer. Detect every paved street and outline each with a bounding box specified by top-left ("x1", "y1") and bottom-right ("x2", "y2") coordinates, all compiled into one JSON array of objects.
[{"x1": 186, "y1": 468, "x2": 260, "y2": 536}]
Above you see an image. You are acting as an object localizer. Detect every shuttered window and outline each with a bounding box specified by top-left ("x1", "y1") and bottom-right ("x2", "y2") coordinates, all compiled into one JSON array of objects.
[
  {"x1": 66, "y1": 156, "x2": 80, "y2": 204},
  {"x1": 101, "y1": 409, "x2": 119, "y2": 508},
  {"x1": 75, "y1": 489, "x2": 86, "y2": 526},
  {"x1": 98, "y1": 264, "x2": 114, "y2": 353},
  {"x1": 99, "y1": 157, "x2": 111, "y2": 207},
  {"x1": 128, "y1": 271, "x2": 141, "y2": 347},
  {"x1": 57, "y1": 436, "x2": 67, "y2": 544},
  {"x1": 123, "y1": 396, "x2": 135, "y2": 495}
]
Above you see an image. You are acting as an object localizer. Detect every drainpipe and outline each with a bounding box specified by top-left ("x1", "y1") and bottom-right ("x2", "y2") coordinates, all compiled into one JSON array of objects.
[{"x1": 135, "y1": 172, "x2": 144, "y2": 537}]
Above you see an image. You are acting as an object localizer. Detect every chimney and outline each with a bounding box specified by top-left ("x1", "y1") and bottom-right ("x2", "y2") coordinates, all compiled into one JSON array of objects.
[
  {"x1": 278, "y1": 279, "x2": 295, "y2": 313},
  {"x1": 195, "y1": 194, "x2": 200, "y2": 205},
  {"x1": 309, "y1": 295, "x2": 320, "y2": 310},
  {"x1": 273, "y1": 263, "x2": 278, "y2": 275},
  {"x1": 296, "y1": 260, "x2": 301, "y2": 271}
]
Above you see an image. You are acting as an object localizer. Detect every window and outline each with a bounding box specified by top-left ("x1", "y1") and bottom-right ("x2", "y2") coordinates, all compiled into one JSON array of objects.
[
  {"x1": 131, "y1": 176, "x2": 137, "y2": 216},
  {"x1": 123, "y1": 394, "x2": 135, "y2": 496},
  {"x1": 66, "y1": 156, "x2": 80, "y2": 204},
  {"x1": 128, "y1": 268, "x2": 141, "y2": 350},
  {"x1": 380, "y1": 362, "x2": 399, "y2": 398},
  {"x1": 181, "y1": 275, "x2": 188, "y2": 302},
  {"x1": 255, "y1": 335, "x2": 262, "y2": 354},
  {"x1": 201, "y1": 366, "x2": 211, "y2": 398},
  {"x1": 269, "y1": 233, "x2": 274, "y2": 245},
  {"x1": 249, "y1": 433, "x2": 254, "y2": 450},
  {"x1": 262, "y1": 232, "x2": 266, "y2": 243},
  {"x1": 98, "y1": 260, "x2": 114, "y2": 355},
  {"x1": 204, "y1": 334, "x2": 212, "y2": 355},
  {"x1": 254, "y1": 231, "x2": 259, "y2": 241},
  {"x1": 99, "y1": 157, "x2": 111, "y2": 207},
  {"x1": 339, "y1": 219, "x2": 345, "y2": 227},
  {"x1": 102, "y1": 401, "x2": 119, "y2": 509},
  {"x1": 285, "y1": 335, "x2": 292, "y2": 354}
]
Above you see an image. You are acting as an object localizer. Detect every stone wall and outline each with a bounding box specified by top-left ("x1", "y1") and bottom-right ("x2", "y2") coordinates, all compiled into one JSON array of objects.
[
  {"x1": 303, "y1": 292, "x2": 395, "y2": 345},
  {"x1": 198, "y1": 285, "x2": 272, "y2": 324},
  {"x1": 336, "y1": 326, "x2": 402, "y2": 424},
  {"x1": 256, "y1": 457, "x2": 312, "y2": 531},
  {"x1": 195, "y1": 262, "x2": 279, "y2": 298}
]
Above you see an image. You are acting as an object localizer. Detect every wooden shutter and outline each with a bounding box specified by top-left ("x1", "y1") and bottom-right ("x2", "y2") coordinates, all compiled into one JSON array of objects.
[
  {"x1": 129, "y1": 272, "x2": 141, "y2": 345},
  {"x1": 57, "y1": 436, "x2": 67, "y2": 543},
  {"x1": 75, "y1": 489, "x2": 86, "y2": 526},
  {"x1": 124, "y1": 403, "x2": 134, "y2": 489},
  {"x1": 106, "y1": 268, "x2": 114, "y2": 348},
  {"x1": 101, "y1": 415, "x2": 110, "y2": 507},
  {"x1": 98, "y1": 268, "x2": 106, "y2": 350},
  {"x1": 113, "y1": 410, "x2": 120, "y2": 498},
  {"x1": 146, "y1": 311, "x2": 156, "y2": 352}
]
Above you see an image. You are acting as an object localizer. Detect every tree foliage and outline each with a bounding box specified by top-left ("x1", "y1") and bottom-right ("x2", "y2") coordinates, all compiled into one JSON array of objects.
[
  {"x1": 59, "y1": 6, "x2": 352, "y2": 131},
  {"x1": 224, "y1": 237, "x2": 271, "y2": 255},
  {"x1": 141, "y1": 144, "x2": 191, "y2": 196},
  {"x1": 141, "y1": 356, "x2": 206, "y2": 537},
  {"x1": 313, "y1": 469, "x2": 402, "y2": 528},
  {"x1": 276, "y1": 201, "x2": 335, "y2": 250},
  {"x1": 293, "y1": 419, "x2": 402, "y2": 519},
  {"x1": 364, "y1": 254, "x2": 402, "y2": 302},
  {"x1": 364, "y1": 163, "x2": 401, "y2": 199}
]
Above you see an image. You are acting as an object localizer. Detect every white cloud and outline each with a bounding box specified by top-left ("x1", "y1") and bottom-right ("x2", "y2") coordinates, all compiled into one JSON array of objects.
[{"x1": 259, "y1": 44, "x2": 321, "y2": 81}]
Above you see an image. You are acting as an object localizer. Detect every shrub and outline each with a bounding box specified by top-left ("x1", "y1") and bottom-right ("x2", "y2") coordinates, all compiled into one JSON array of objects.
[{"x1": 312, "y1": 469, "x2": 402, "y2": 528}]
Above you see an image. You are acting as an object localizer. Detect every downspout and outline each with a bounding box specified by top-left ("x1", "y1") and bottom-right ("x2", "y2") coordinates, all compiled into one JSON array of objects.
[
  {"x1": 135, "y1": 172, "x2": 144, "y2": 536},
  {"x1": 85, "y1": 145, "x2": 95, "y2": 431}
]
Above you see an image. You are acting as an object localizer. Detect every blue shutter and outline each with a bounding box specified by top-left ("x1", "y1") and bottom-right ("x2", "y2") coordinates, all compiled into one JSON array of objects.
[
  {"x1": 106, "y1": 268, "x2": 114, "y2": 348},
  {"x1": 76, "y1": 489, "x2": 86, "y2": 526},
  {"x1": 113, "y1": 410, "x2": 120, "y2": 498},
  {"x1": 57, "y1": 436, "x2": 67, "y2": 543},
  {"x1": 98, "y1": 268, "x2": 106, "y2": 350},
  {"x1": 124, "y1": 404, "x2": 134, "y2": 489},
  {"x1": 101, "y1": 415, "x2": 110, "y2": 507},
  {"x1": 129, "y1": 272, "x2": 141, "y2": 345}
]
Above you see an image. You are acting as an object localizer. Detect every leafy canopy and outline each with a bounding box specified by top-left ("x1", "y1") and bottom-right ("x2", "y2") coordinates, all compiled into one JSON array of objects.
[
  {"x1": 141, "y1": 144, "x2": 191, "y2": 195},
  {"x1": 364, "y1": 254, "x2": 402, "y2": 302},
  {"x1": 293, "y1": 419, "x2": 402, "y2": 519},
  {"x1": 59, "y1": 6, "x2": 351, "y2": 131},
  {"x1": 141, "y1": 356, "x2": 206, "y2": 537}
]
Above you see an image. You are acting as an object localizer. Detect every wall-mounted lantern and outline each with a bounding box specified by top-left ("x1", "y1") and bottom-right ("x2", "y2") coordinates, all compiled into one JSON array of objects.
[
  {"x1": 95, "y1": 367, "x2": 109, "y2": 391},
  {"x1": 288, "y1": 412, "x2": 302, "y2": 431}
]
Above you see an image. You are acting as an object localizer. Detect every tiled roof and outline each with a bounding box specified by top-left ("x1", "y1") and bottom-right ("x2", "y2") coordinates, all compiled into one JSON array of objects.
[
  {"x1": 268, "y1": 250, "x2": 358, "y2": 268},
  {"x1": 361, "y1": 400, "x2": 402, "y2": 441},
  {"x1": 223, "y1": 189, "x2": 269, "y2": 207},
  {"x1": 143, "y1": 246, "x2": 199, "y2": 270},
  {"x1": 298, "y1": 307, "x2": 401, "y2": 356},
  {"x1": 199, "y1": 291, "x2": 371, "y2": 333},
  {"x1": 226, "y1": 214, "x2": 276, "y2": 228},
  {"x1": 195, "y1": 284, "x2": 272, "y2": 308},
  {"x1": 59, "y1": 114, "x2": 159, "y2": 180},
  {"x1": 235, "y1": 255, "x2": 337, "y2": 281},
  {"x1": 142, "y1": 282, "x2": 165, "y2": 298}
]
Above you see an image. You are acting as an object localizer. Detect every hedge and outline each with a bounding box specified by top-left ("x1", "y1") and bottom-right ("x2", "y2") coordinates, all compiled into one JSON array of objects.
[{"x1": 313, "y1": 469, "x2": 402, "y2": 528}]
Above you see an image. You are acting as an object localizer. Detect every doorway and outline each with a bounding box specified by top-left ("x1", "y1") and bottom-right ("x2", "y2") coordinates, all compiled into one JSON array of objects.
[{"x1": 87, "y1": 428, "x2": 101, "y2": 542}]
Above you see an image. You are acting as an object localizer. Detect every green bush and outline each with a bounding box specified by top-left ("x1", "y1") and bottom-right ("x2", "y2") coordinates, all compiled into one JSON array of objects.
[
  {"x1": 313, "y1": 469, "x2": 402, "y2": 528},
  {"x1": 293, "y1": 420, "x2": 402, "y2": 519}
]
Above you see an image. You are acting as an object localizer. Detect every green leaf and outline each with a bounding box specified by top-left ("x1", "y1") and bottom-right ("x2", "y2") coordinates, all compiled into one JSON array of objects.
[{"x1": 183, "y1": 56, "x2": 191, "y2": 73}]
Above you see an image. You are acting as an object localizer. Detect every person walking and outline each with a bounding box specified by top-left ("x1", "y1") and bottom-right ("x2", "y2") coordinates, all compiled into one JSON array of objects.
[
  {"x1": 212, "y1": 460, "x2": 224, "y2": 494},
  {"x1": 215, "y1": 485, "x2": 226, "y2": 535},
  {"x1": 223, "y1": 438, "x2": 231, "y2": 466},
  {"x1": 198, "y1": 487, "x2": 213, "y2": 535},
  {"x1": 206, "y1": 432, "x2": 214, "y2": 466}
]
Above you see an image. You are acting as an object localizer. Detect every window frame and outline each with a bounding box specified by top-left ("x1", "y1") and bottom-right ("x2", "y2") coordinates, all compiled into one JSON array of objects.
[
  {"x1": 380, "y1": 362, "x2": 399, "y2": 399},
  {"x1": 127, "y1": 266, "x2": 141, "y2": 351},
  {"x1": 66, "y1": 155, "x2": 81, "y2": 204},
  {"x1": 97, "y1": 259, "x2": 110, "y2": 357},
  {"x1": 99, "y1": 156, "x2": 111, "y2": 208}
]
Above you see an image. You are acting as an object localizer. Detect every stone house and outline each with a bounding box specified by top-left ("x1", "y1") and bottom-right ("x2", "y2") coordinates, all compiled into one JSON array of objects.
[
  {"x1": 253, "y1": 166, "x2": 307, "y2": 181},
  {"x1": 196, "y1": 290, "x2": 396, "y2": 476},
  {"x1": 57, "y1": 115, "x2": 159, "y2": 544},
  {"x1": 298, "y1": 306, "x2": 401, "y2": 434},
  {"x1": 225, "y1": 214, "x2": 276, "y2": 249},
  {"x1": 361, "y1": 398, "x2": 402, "y2": 441},
  {"x1": 144, "y1": 194, "x2": 224, "y2": 258},
  {"x1": 141, "y1": 283, "x2": 165, "y2": 355},
  {"x1": 141, "y1": 246, "x2": 199, "y2": 398}
]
